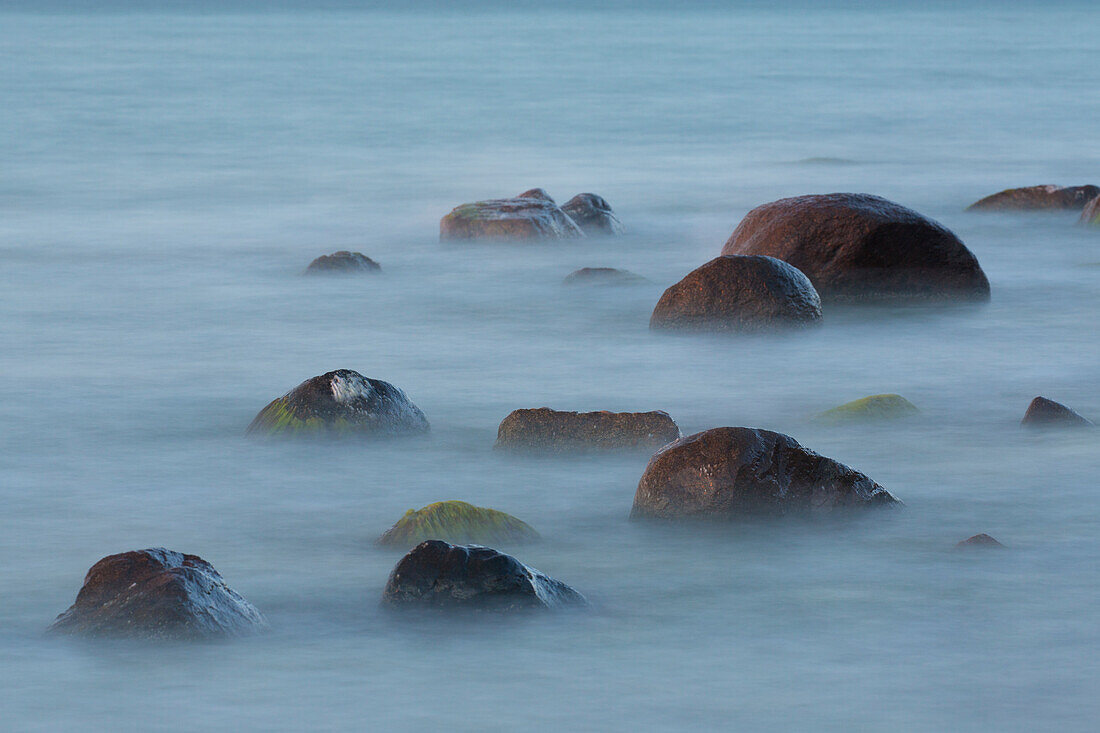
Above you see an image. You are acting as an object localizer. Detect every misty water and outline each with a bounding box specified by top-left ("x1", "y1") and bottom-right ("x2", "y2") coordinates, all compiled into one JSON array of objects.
[{"x1": 2, "y1": 3, "x2": 1099, "y2": 730}]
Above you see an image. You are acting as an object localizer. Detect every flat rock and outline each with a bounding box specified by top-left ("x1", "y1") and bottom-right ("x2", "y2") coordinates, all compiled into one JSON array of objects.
[
  {"x1": 1021, "y1": 396, "x2": 1092, "y2": 428},
  {"x1": 722, "y1": 193, "x2": 990, "y2": 303},
  {"x1": 561, "y1": 193, "x2": 624, "y2": 235},
  {"x1": 377, "y1": 501, "x2": 539, "y2": 548},
  {"x1": 968, "y1": 185, "x2": 1100, "y2": 211},
  {"x1": 563, "y1": 267, "x2": 646, "y2": 286},
  {"x1": 814, "y1": 394, "x2": 920, "y2": 424},
  {"x1": 631, "y1": 427, "x2": 900, "y2": 519},
  {"x1": 956, "y1": 533, "x2": 1005, "y2": 549},
  {"x1": 440, "y1": 189, "x2": 584, "y2": 241},
  {"x1": 303, "y1": 251, "x2": 381, "y2": 274},
  {"x1": 495, "y1": 407, "x2": 681, "y2": 453}
]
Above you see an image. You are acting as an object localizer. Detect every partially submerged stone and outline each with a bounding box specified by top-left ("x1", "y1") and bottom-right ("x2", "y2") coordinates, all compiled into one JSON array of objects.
[
  {"x1": 956, "y1": 533, "x2": 1005, "y2": 549},
  {"x1": 814, "y1": 394, "x2": 920, "y2": 424},
  {"x1": 631, "y1": 427, "x2": 899, "y2": 520},
  {"x1": 377, "y1": 500, "x2": 539, "y2": 548},
  {"x1": 561, "y1": 193, "x2": 624, "y2": 235},
  {"x1": 650, "y1": 255, "x2": 822, "y2": 332},
  {"x1": 440, "y1": 189, "x2": 584, "y2": 241},
  {"x1": 1020, "y1": 396, "x2": 1092, "y2": 428},
  {"x1": 1080, "y1": 196, "x2": 1100, "y2": 226},
  {"x1": 722, "y1": 193, "x2": 990, "y2": 303},
  {"x1": 48, "y1": 548, "x2": 267, "y2": 640},
  {"x1": 303, "y1": 251, "x2": 381, "y2": 274},
  {"x1": 381, "y1": 540, "x2": 586, "y2": 612},
  {"x1": 495, "y1": 407, "x2": 680, "y2": 453},
  {"x1": 247, "y1": 369, "x2": 429, "y2": 437},
  {"x1": 968, "y1": 185, "x2": 1100, "y2": 211},
  {"x1": 562, "y1": 267, "x2": 646, "y2": 286}
]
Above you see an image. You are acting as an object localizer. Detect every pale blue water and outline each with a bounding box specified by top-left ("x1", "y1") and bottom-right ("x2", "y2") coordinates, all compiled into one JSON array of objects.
[{"x1": 2, "y1": 3, "x2": 1099, "y2": 731}]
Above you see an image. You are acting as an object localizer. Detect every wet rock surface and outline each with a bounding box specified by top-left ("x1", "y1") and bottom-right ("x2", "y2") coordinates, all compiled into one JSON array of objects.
[
  {"x1": 721, "y1": 193, "x2": 990, "y2": 303},
  {"x1": 247, "y1": 369, "x2": 429, "y2": 437},
  {"x1": 956, "y1": 533, "x2": 1005, "y2": 549},
  {"x1": 561, "y1": 193, "x2": 624, "y2": 235},
  {"x1": 1080, "y1": 195, "x2": 1100, "y2": 226},
  {"x1": 814, "y1": 394, "x2": 920, "y2": 424},
  {"x1": 377, "y1": 501, "x2": 539, "y2": 548},
  {"x1": 968, "y1": 185, "x2": 1100, "y2": 211},
  {"x1": 631, "y1": 427, "x2": 900, "y2": 520},
  {"x1": 48, "y1": 548, "x2": 267, "y2": 639},
  {"x1": 440, "y1": 189, "x2": 584, "y2": 241},
  {"x1": 562, "y1": 267, "x2": 646, "y2": 285},
  {"x1": 495, "y1": 407, "x2": 680, "y2": 453},
  {"x1": 381, "y1": 540, "x2": 586, "y2": 611},
  {"x1": 649, "y1": 255, "x2": 822, "y2": 332},
  {"x1": 303, "y1": 251, "x2": 381, "y2": 274},
  {"x1": 1020, "y1": 396, "x2": 1092, "y2": 428}
]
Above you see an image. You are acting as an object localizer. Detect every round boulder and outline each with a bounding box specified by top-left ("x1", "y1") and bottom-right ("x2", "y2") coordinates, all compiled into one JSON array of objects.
[
  {"x1": 721, "y1": 193, "x2": 990, "y2": 303},
  {"x1": 247, "y1": 369, "x2": 429, "y2": 437},
  {"x1": 631, "y1": 427, "x2": 900, "y2": 520},
  {"x1": 440, "y1": 189, "x2": 583, "y2": 241},
  {"x1": 303, "y1": 251, "x2": 381, "y2": 274},
  {"x1": 495, "y1": 407, "x2": 681, "y2": 453},
  {"x1": 813, "y1": 394, "x2": 920, "y2": 424},
  {"x1": 968, "y1": 185, "x2": 1100, "y2": 211},
  {"x1": 377, "y1": 501, "x2": 539, "y2": 548},
  {"x1": 563, "y1": 267, "x2": 645, "y2": 286},
  {"x1": 1021, "y1": 396, "x2": 1092, "y2": 428},
  {"x1": 650, "y1": 255, "x2": 822, "y2": 332},
  {"x1": 561, "y1": 193, "x2": 625, "y2": 235}
]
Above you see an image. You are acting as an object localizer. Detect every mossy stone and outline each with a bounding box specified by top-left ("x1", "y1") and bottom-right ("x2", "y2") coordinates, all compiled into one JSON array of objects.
[
  {"x1": 377, "y1": 501, "x2": 539, "y2": 548},
  {"x1": 814, "y1": 394, "x2": 919, "y2": 424}
]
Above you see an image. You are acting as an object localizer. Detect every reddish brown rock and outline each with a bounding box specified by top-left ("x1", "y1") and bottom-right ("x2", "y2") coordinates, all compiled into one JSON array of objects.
[
  {"x1": 304, "y1": 251, "x2": 381, "y2": 274},
  {"x1": 956, "y1": 533, "x2": 1005, "y2": 549},
  {"x1": 440, "y1": 189, "x2": 583, "y2": 241},
  {"x1": 1021, "y1": 396, "x2": 1093, "y2": 428},
  {"x1": 495, "y1": 407, "x2": 680, "y2": 453},
  {"x1": 650, "y1": 255, "x2": 822, "y2": 332},
  {"x1": 968, "y1": 185, "x2": 1099, "y2": 211},
  {"x1": 631, "y1": 427, "x2": 899, "y2": 520},
  {"x1": 721, "y1": 193, "x2": 990, "y2": 303},
  {"x1": 1080, "y1": 196, "x2": 1100, "y2": 226},
  {"x1": 561, "y1": 193, "x2": 624, "y2": 235}
]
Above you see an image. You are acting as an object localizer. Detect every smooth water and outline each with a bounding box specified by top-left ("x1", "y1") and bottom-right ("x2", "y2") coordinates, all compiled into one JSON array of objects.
[{"x1": 2, "y1": 3, "x2": 1099, "y2": 731}]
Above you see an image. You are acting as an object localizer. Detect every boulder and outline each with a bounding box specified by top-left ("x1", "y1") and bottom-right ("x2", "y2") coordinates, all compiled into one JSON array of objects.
[
  {"x1": 303, "y1": 251, "x2": 381, "y2": 274},
  {"x1": 562, "y1": 267, "x2": 646, "y2": 286},
  {"x1": 377, "y1": 501, "x2": 539, "y2": 548},
  {"x1": 1020, "y1": 396, "x2": 1092, "y2": 428},
  {"x1": 561, "y1": 193, "x2": 624, "y2": 235},
  {"x1": 247, "y1": 369, "x2": 429, "y2": 437},
  {"x1": 381, "y1": 540, "x2": 586, "y2": 611},
  {"x1": 968, "y1": 185, "x2": 1100, "y2": 211},
  {"x1": 440, "y1": 189, "x2": 584, "y2": 241},
  {"x1": 631, "y1": 427, "x2": 900, "y2": 520},
  {"x1": 813, "y1": 394, "x2": 920, "y2": 424},
  {"x1": 721, "y1": 193, "x2": 990, "y2": 303},
  {"x1": 956, "y1": 533, "x2": 1004, "y2": 549},
  {"x1": 649, "y1": 255, "x2": 822, "y2": 332},
  {"x1": 48, "y1": 548, "x2": 267, "y2": 640},
  {"x1": 495, "y1": 407, "x2": 680, "y2": 453},
  {"x1": 1080, "y1": 195, "x2": 1100, "y2": 226}
]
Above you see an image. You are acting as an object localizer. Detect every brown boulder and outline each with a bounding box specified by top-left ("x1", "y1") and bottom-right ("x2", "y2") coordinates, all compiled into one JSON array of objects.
[
  {"x1": 631, "y1": 427, "x2": 900, "y2": 520},
  {"x1": 650, "y1": 255, "x2": 822, "y2": 332},
  {"x1": 1080, "y1": 196, "x2": 1100, "y2": 226},
  {"x1": 440, "y1": 189, "x2": 583, "y2": 241},
  {"x1": 303, "y1": 251, "x2": 381, "y2": 274},
  {"x1": 721, "y1": 193, "x2": 990, "y2": 303},
  {"x1": 495, "y1": 407, "x2": 680, "y2": 453},
  {"x1": 968, "y1": 185, "x2": 1099, "y2": 211},
  {"x1": 1021, "y1": 396, "x2": 1092, "y2": 428},
  {"x1": 561, "y1": 193, "x2": 624, "y2": 235}
]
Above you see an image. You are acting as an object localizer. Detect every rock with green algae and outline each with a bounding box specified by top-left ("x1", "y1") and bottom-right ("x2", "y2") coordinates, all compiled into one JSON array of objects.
[
  {"x1": 439, "y1": 188, "x2": 584, "y2": 241},
  {"x1": 814, "y1": 394, "x2": 920, "y2": 424},
  {"x1": 377, "y1": 501, "x2": 539, "y2": 548}
]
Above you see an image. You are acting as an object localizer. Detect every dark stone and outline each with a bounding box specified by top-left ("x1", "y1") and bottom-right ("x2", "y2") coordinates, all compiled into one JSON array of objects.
[
  {"x1": 563, "y1": 267, "x2": 645, "y2": 285},
  {"x1": 721, "y1": 193, "x2": 990, "y2": 303},
  {"x1": 495, "y1": 407, "x2": 680, "y2": 453},
  {"x1": 1080, "y1": 195, "x2": 1100, "y2": 226},
  {"x1": 631, "y1": 427, "x2": 900, "y2": 520},
  {"x1": 48, "y1": 548, "x2": 267, "y2": 639},
  {"x1": 561, "y1": 193, "x2": 625, "y2": 235},
  {"x1": 381, "y1": 540, "x2": 586, "y2": 611},
  {"x1": 303, "y1": 251, "x2": 381, "y2": 275},
  {"x1": 440, "y1": 189, "x2": 584, "y2": 241},
  {"x1": 650, "y1": 255, "x2": 822, "y2": 332},
  {"x1": 247, "y1": 369, "x2": 429, "y2": 437},
  {"x1": 956, "y1": 533, "x2": 1005, "y2": 549},
  {"x1": 968, "y1": 185, "x2": 1100, "y2": 211},
  {"x1": 1021, "y1": 396, "x2": 1092, "y2": 428}
]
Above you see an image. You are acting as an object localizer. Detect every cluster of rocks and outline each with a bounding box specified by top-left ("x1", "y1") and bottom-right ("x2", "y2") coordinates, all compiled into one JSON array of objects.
[
  {"x1": 440, "y1": 188, "x2": 623, "y2": 241},
  {"x1": 967, "y1": 183, "x2": 1100, "y2": 228}
]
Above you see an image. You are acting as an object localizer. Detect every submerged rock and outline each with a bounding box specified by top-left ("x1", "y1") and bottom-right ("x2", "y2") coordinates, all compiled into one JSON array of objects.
[
  {"x1": 303, "y1": 251, "x2": 381, "y2": 274},
  {"x1": 967, "y1": 185, "x2": 1100, "y2": 211},
  {"x1": 377, "y1": 501, "x2": 539, "y2": 548},
  {"x1": 814, "y1": 394, "x2": 920, "y2": 424},
  {"x1": 956, "y1": 533, "x2": 1005, "y2": 549},
  {"x1": 631, "y1": 427, "x2": 899, "y2": 520},
  {"x1": 440, "y1": 189, "x2": 583, "y2": 241},
  {"x1": 381, "y1": 540, "x2": 586, "y2": 611},
  {"x1": 563, "y1": 267, "x2": 646, "y2": 286},
  {"x1": 649, "y1": 255, "x2": 822, "y2": 332},
  {"x1": 247, "y1": 369, "x2": 429, "y2": 437},
  {"x1": 561, "y1": 193, "x2": 624, "y2": 235},
  {"x1": 1020, "y1": 396, "x2": 1093, "y2": 428},
  {"x1": 495, "y1": 407, "x2": 680, "y2": 453},
  {"x1": 1080, "y1": 196, "x2": 1100, "y2": 226},
  {"x1": 48, "y1": 548, "x2": 266, "y2": 640},
  {"x1": 721, "y1": 193, "x2": 990, "y2": 303}
]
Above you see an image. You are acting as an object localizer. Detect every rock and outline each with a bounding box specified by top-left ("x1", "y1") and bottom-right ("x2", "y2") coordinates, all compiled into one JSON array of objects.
[
  {"x1": 561, "y1": 193, "x2": 624, "y2": 235},
  {"x1": 968, "y1": 185, "x2": 1100, "y2": 211},
  {"x1": 721, "y1": 193, "x2": 990, "y2": 303},
  {"x1": 440, "y1": 189, "x2": 584, "y2": 241},
  {"x1": 303, "y1": 251, "x2": 381, "y2": 274},
  {"x1": 247, "y1": 369, "x2": 429, "y2": 437},
  {"x1": 650, "y1": 255, "x2": 822, "y2": 332},
  {"x1": 48, "y1": 548, "x2": 267, "y2": 640},
  {"x1": 955, "y1": 533, "x2": 1004, "y2": 549},
  {"x1": 495, "y1": 407, "x2": 681, "y2": 453},
  {"x1": 1020, "y1": 396, "x2": 1092, "y2": 428},
  {"x1": 562, "y1": 267, "x2": 646, "y2": 286},
  {"x1": 814, "y1": 394, "x2": 920, "y2": 424},
  {"x1": 377, "y1": 501, "x2": 539, "y2": 548},
  {"x1": 381, "y1": 540, "x2": 586, "y2": 611},
  {"x1": 631, "y1": 427, "x2": 900, "y2": 520},
  {"x1": 1080, "y1": 196, "x2": 1100, "y2": 226}
]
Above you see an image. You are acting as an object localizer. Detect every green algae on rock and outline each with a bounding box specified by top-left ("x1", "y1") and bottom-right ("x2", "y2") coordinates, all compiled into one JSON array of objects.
[
  {"x1": 377, "y1": 500, "x2": 539, "y2": 548},
  {"x1": 814, "y1": 394, "x2": 920, "y2": 424},
  {"x1": 440, "y1": 188, "x2": 584, "y2": 241}
]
